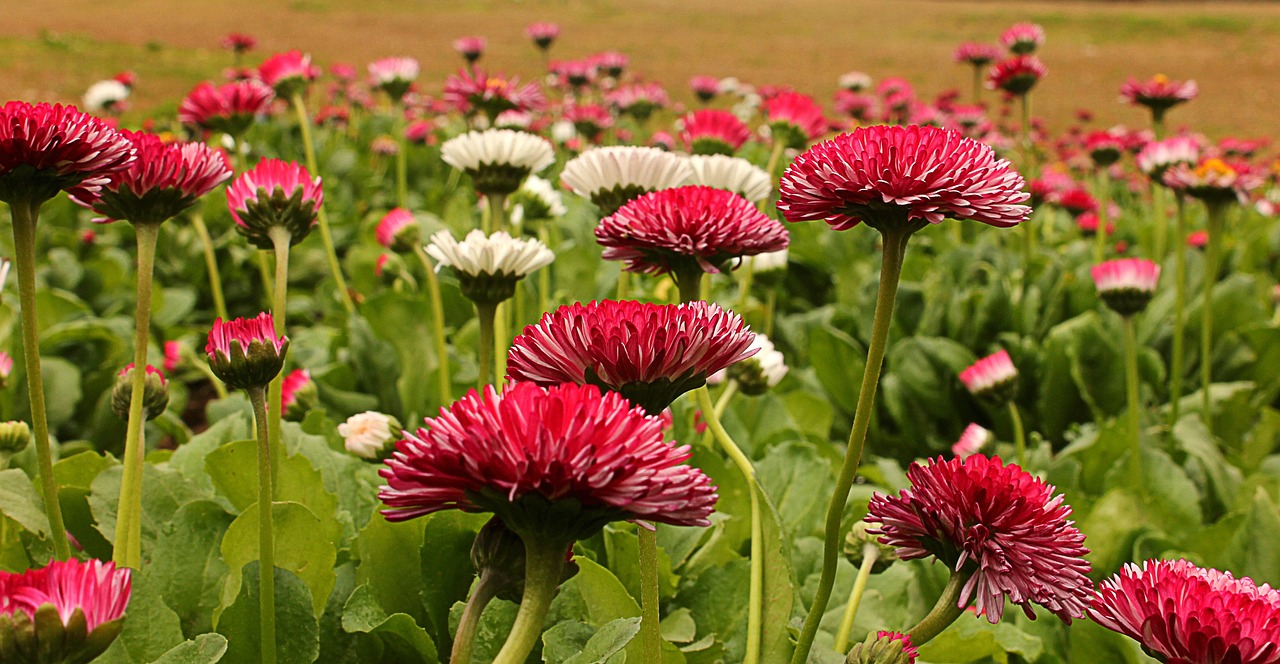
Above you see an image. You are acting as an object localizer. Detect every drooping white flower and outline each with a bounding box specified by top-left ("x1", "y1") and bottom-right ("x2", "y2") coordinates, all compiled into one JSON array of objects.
[
  {"x1": 426, "y1": 229, "x2": 554, "y2": 278},
  {"x1": 838, "y1": 71, "x2": 873, "y2": 92},
  {"x1": 82, "y1": 80, "x2": 131, "y2": 113},
  {"x1": 685, "y1": 154, "x2": 772, "y2": 202},
  {"x1": 560, "y1": 146, "x2": 693, "y2": 215},
  {"x1": 338, "y1": 411, "x2": 399, "y2": 459}
]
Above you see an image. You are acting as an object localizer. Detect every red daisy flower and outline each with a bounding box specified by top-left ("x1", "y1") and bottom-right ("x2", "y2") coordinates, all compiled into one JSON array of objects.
[
  {"x1": 987, "y1": 56, "x2": 1046, "y2": 96},
  {"x1": 379, "y1": 381, "x2": 717, "y2": 539},
  {"x1": 866, "y1": 454, "x2": 1092, "y2": 624},
  {"x1": 205, "y1": 313, "x2": 288, "y2": 390},
  {"x1": 258, "y1": 50, "x2": 320, "y2": 97},
  {"x1": 680, "y1": 109, "x2": 752, "y2": 155},
  {"x1": 71, "y1": 130, "x2": 232, "y2": 225},
  {"x1": 764, "y1": 91, "x2": 828, "y2": 148},
  {"x1": 226, "y1": 158, "x2": 323, "y2": 248},
  {"x1": 1090, "y1": 559, "x2": 1280, "y2": 664},
  {"x1": 525, "y1": 22, "x2": 560, "y2": 50},
  {"x1": 689, "y1": 75, "x2": 721, "y2": 102},
  {"x1": 0, "y1": 558, "x2": 132, "y2": 664},
  {"x1": 0, "y1": 101, "x2": 136, "y2": 205},
  {"x1": 1120, "y1": 75, "x2": 1197, "y2": 113},
  {"x1": 178, "y1": 80, "x2": 275, "y2": 136},
  {"x1": 220, "y1": 33, "x2": 257, "y2": 54},
  {"x1": 953, "y1": 42, "x2": 1003, "y2": 67},
  {"x1": 507, "y1": 299, "x2": 756, "y2": 414},
  {"x1": 1055, "y1": 187, "x2": 1098, "y2": 216},
  {"x1": 443, "y1": 69, "x2": 545, "y2": 120},
  {"x1": 595, "y1": 185, "x2": 789, "y2": 279},
  {"x1": 1000, "y1": 23, "x2": 1045, "y2": 55},
  {"x1": 778, "y1": 124, "x2": 1030, "y2": 231},
  {"x1": 376, "y1": 207, "x2": 417, "y2": 251}
]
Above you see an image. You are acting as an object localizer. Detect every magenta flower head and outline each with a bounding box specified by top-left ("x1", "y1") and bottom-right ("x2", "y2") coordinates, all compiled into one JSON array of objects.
[
  {"x1": 70, "y1": 130, "x2": 231, "y2": 225},
  {"x1": 1090, "y1": 559, "x2": 1280, "y2": 664},
  {"x1": 778, "y1": 125, "x2": 1031, "y2": 233},
  {"x1": 1120, "y1": 74, "x2": 1197, "y2": 115},
  {"x1": 0, "y1": 351, "x2": 13, "y2": 388},
  {"x1": 1055, "y1": 187, "x2": 1098, "y2": 217},
  {"x1": 689, "y1": 75, "x2": 721, "y2": 103},
  {"x1": 960, "y1": 349, "x2": 1019, "y2": 403},
  {"x1": 221, "y1": 33, "x2": 257, "y2": 54},
  {"x1": 1085, "y1": 130, "x2": 1125, "y2": 167},
  {"x1": 1136, "y1": 135, "x2": 1200, "y2": 184},
  {"x1": 526, "y1": 22, "x2": 560, "y2": 50},
  {"x1": 608, "y1": 83, "x2": 669, "y2": 122},
  {"x1": 178, "y1": 80, "x2": 275, "y2": 137},
  {"x1": 379, "y1": 381, "x2": 717, "y2": 541},
  {"x1": 1092, "y1": 258, "x2": 1160, "y2": 317},
  {"x1": 595, "y1": 185, "x2": 789, "y2": 287},
  {"x1": 443, "y1": 69, "x2": 545, "y2": 122},
  {"x1": 111, "y1": 363, "x2": 169, "y2": 421},
  {"x1": 226, "y1": 158, "x2": 323, "y2": 249},
  {"x1": 453, "y1": 36, "x2": 486, "y2": 63},
  {"x1": 680, "y1": 109, "x2": 752, "y2": 156},
  {"x1": 0, "y1": 101, "x2": 135, "y2": 206},
  {"x1": 988, "y1": 55, "x2": 1046, "y2": 96},
  {"x1": 376, "y1": 207, "x2": 418, "y2": 253},
  {"x1": 507, "y1": 299, "x2": 756, "y2": 415},
  {"x1": 281, "y1": 367, "x2": 316, "y2": 420},
  {"x1": 952, "y1": 423, "x2": 993, "y2": 459},
  {"x1": 257, "y1": 50, "x2": 320, "y2": 98},
  {"x1": 1163, "y1": 157, "x2": 1263, "y2": 206},
  {"x1": 0, "y1": 559, "x2": 132, "y2": 664},
  {"x1": 953, "y1": 42, "x2": 1003, "y2": 67},
  {"x1": 205, "y1": 313, "x2": 289, "y2": 390},
  {"x1": 368, "y1": 56, "x2": 420, "y2": 101},
  {"x1": 1000, "y1": 22, "x2": 1045, "y2": 54},
  {"x1": 847, "y1": 630, "x2": 919, "y2": 664},
  {"x1": 764, "y1": 91, "x2": 828, "y2": 149},
  {"x1": 866, "y1": 454, "x2": 1092, "y2": 624}
]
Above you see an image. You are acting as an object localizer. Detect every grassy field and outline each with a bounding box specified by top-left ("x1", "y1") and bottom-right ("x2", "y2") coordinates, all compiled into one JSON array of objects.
[{"x1": 2, "y1": 0, "x2": 1278, "y2": 138}]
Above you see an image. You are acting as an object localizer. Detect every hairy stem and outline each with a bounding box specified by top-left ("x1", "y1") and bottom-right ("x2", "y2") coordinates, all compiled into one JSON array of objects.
[
  {"x1": 637, "y1": 526, "x2": 665, "y2": 664},
  {"x1": 1124, "y1": 315, "x2": 1143, "y2": 492},
  {"x1": 414, "y1": 246, "x2": 453, "y2": 404},
  {"x1": 450, "y1": 577, "x2": 498, "y2": 664},
  {"x1": 906, "y1": 570, "x2": 971, "y2": 647},
  {"x1": 1169, "y1": 195, "x2": 1188, "y2": 430},
  {"x1": 834, "y1": 544, "x2": 879, "y2": 653},
  {"x1": 247, "y1": 386, "x2": 277, "y2": 664},
  {"x1": 1008, "y1": 401, "x2": 1027, "y2": 469},
  {"x1": 291, "y1": 91, "x2": 356, "y2": 314},
  {"x1": 267, "y1": 226, "x2": 292, "y2": 490},
  {"x1": 490, "y1": 535, "x2": 567, "y2": 664},
  {"x1": 191, "y1": 211, "x2": 228, "y2": 320}
]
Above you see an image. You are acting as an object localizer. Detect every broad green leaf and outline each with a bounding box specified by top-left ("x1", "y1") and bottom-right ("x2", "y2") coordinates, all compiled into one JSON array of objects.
[
  {"x1": 916, "y1": 615, "x2": 1043, "y2": 663},
  {"x1": 149, "y1": 633, "x2": 229, "y2": 664},
  {"x1": 341, "y1": 584, "x2": 440, "y2": 663},
  {"x1": 88, "y1": 463, "x2": 208, "y2": 551},
  {"x1": 356, "y1": 513, "x2": 427, "y2": 625},
  {"x1": 220, "y1": 501, "x2": 337, "y2": 617},
  {"x1": 0, "y1": 468, "x2": 49, "y2": 538},
  {"x1": 756, "y1": 441, "x2": 837, "y2": 539},
  {"x1": 216, "y1": 563, "x2": 320, "y2": 664},
  {"x1": 419, "y1": 511, "x2": 486, "y2": 652},
  {"x1": 205, "y1": 440, "x2": 342, "y2": 547},
  {"x1": 94, "y1": 572, "x2": 186, "y2": 664},
  {"x1": 564, "y1": 617, "x2": 642, "y2": 664},
  {"x1": 757, "y1": 486, "x2": 795, "y2": 663},
  {"x1": 151, "y1": 500, "x2": 235, "y2": 636}
]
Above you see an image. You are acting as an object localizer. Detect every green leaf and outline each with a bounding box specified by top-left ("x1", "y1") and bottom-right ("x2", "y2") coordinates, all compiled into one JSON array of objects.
[
  {"x1": 447, "y1": 597, "x2": 518, "y2": 664},
  {"x1": 916, "y1": 615, "x2": 1043, "y2": 663},
  {"x1": 672, "y1": 558, "x2": 750, "y2": 663},
  {"x1": 542, "y1": 621, "x2": 599, "y2": 664},
  {"x1": 216, "y1": 563, "x2": 320, "y2": 664},
  {"x1": 0, "y1": 468, "x2": 50, "y2": 538},
  {"x1": 755, "y1": 441, "x2": 837, "y2": 539},
  {"x1": 94, "y1": 572, "x2": 187, "y2": 664},
  {"x1": 220, "y1": 501, "x2": 337, "y2": 618},
  {"x1": 88, "y1": 463, "x2": 209, "y2": 551},
  {"x1": 808, "y1": 323, "x2": 864, "y2": 417},
  {"x1": 419, "y1": 511, "x2": 486, "y2": 651},
  {"x1": 356, "y1": 513, "x2": 428, "y2": 625},
  {"x1": 149, "y1": 634, "x2": 229, "y2": 664},
  {"x1": 150, "y1": 500, "x2": 235, "y2": 636},
  {"x1": 563, "y1": 617, "x2": 642, "y2": 664},
  {"x1": 168, "y1": 415, "x2": 251, "y2": 495},
  {"x1": 204, "y1": 440, "x2": 342, "y2": 547},
  {"x1": 341, "y1": 584, "x2": 440, "y2": 663},
  {"x1": 756, "y1": 486, "x2": 795, "y2": 663},
  {"x1": 567, "y1": 556, "x2": 640, "y2": 624}
]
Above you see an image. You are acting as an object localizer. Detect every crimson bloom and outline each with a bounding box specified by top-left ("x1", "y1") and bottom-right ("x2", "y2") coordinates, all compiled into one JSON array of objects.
[
  {"x1": 453, "y1": 36, "x2": 486, "y2": 63},
  {"x1": 379, "y1": 381, "x2": 717, "y2": 538},
  {"x1": 764, "y1": 91, "x2": 828, "y2": 149},
  {"x1": 1055, "y1": 187, "x2": 1098, "y2": 216},
  {"x1": 1090, "y1": 559, "x2": 1280, "y2": 664},
  {"x1": 988, "y1": 56, "x2": 1046, "y2": 96},
  {"x1": 71, "y1": 130, "x2": 232, "y2": 225},
  {"x1": 595, "y1": 185, "x2": 789, "y2": 287},
  {"x1": 1163, "y1": 157, "x2": 1262, "y2": 205},
  {"x1": 220, "y1": 33, "x2": 257, "y2": 54},
  {"x1": 0, "y1": 101, "x2": 136, "y2": 205},
  {"x1": 689, "y1": 75, "x2": 721, "y2": 103},
  {"x1": 0, "y1": 559, "x2": 132, "y2": 664},
  {"x1": 960, "y1": 349, "x2": 1019, "y2": 403},
  {"x1": 953, "y1": 42, "x2": 1003, "y2": 66},
  {"x1": 680, "y1": 109, "x2": 751, "y2": 155},
  {"x1": 778, "y1": 124, "x2": 1030, "y2": 232},
  {"x1": 526, "y1": 22, "x2": 560, "y2": 50},
  {"x1": 178, "y1": 80, "x2": 275, "y2": 136},
  {"x1": 226, "y1": 158, "x2": 323, "y2": 248},
  {"x1": 376, "y1": 207, "x2": 417, "y2": 252},
  {"x1": 866, "y1": 454, "x2": 1092, "y2": 624},
  {"x1": 507, "y1": 299, "x2": 756, "y2": 414},
  {"x1": 205, "y1": 313, "x2": 288, "y2": 390},
  {"x1": 1120, "y1": 74, "x2": 1197, "y2": 114},
  {"x1": 258, "y1": 50, "x2": 320, "y2": 98},
  {"x1": 1000, "y1": 22, "x2": 1045, "y2": 54}
]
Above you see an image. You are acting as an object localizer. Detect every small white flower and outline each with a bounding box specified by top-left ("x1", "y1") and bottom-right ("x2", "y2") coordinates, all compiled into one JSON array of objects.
[
  {"x1": 709, "y1": 333, "x2": 788, "y2": 391},
  {"x1": 838, "y1": 71, "x2": 873, "y2": 92},
  {"x1": 440, "y1": 129, "x2": 555, "y2": 174},
  {"x1": 685, "y1": 155, "x2": 772, "y2": 202},
  {"x1": 519, "y1": 176, "x2": 567, "y2": 217},
  {"x1": 550, "y1": 120, "x2": 577, "y2": 143},
  {"x1": 733, "y1": 94, "x2": 763, "y2": 123},
  {"x1": 427, "y1": 229, "x2": 554, "y2": 278},
  {"x1": 560, "y1": 146, "x2": 692, "y2": 198},
  {"x1": 495, "y1": 110, "x2": 533, "y2": 130},
  {"x1": 749, "y1": 248, "x2": 788, "y2": 273},
  {"x1": 744, "y1": 334, "x2": 788, "y2": 387},
  {"x1": 718, "y1": 77, "x2": 741, "y2": 94},
  {"x1": 368, "y1": 57, "x2": 420, "y2": 86},
  {"x1": 338, "y1": 411, "x2": 397, "y2": 459},
  {"x1": 82, "y1": 80, "x2": 130, "y2": 113}
]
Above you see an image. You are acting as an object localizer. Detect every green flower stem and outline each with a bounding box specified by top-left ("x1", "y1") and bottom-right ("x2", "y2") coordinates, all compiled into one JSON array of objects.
[
  {"x1": 256, "y1": 252, "x2": 274, "y2": 304},
  {"x1": 1019, "y1": 93, "x2": 1035, "y2": 171},
  {"x1": 833, "y1": 543, "x2": 879, "y2": 654},
  {"x1": 675, "y1": 266, "x2": 704, "y2": 305},
  {"x1": 476, "y1": 302, "x2": 497, "y2": 388},
  {"x1": 616, "y1": 270, "x2": 630, "y2": 301},
  {"x1": 1124, "y1": 315, "x2": 1143, "y2": 491},
  {"x1": 113, "y1": 221, "x2": 160, "y2": 568},
  {"x1": 764, "y1": 288, "x2": 777, "y2": 337},
  {"x1": 494, "y1": 301, "x2": 509, "y2": 388},
  {"x1": 247, "y1": 386, "x2": 277, "y2": 664},
  {"x1": 735, "y1": 257, "x2": 756, "y2": 317},
  {"x1": 450, "y1": 576, "x2": 498, "y2": 664},
  {"x1": 491, "y1": 535, "x2": 567, "y2": 664},
  {"x1": 1169, "y1": 196, "x2": 1188, "y2": 430},
  {"x1": 11, "y1": 201, "x2": 71, "y2": 561},
  {"x1": 906, "y1": 570, "x2": 971, "y2": 647},
  {"x1": 268, "y1": 226, "x2": 292, "y2": 488},
  {"x1": 1152, "y1": 110, "x2": 1166, "y2": 140},
  {"x1": 637, "y1": 526, "x2": 665, "y2": 664},
  {"x1": 395, "y1": 131, "x2": 409, "y2": 210},
  {"x1": 1094, "y1": 170, "x2": 1111, "y2": 265},
  {"x1": 1151, "y1": 184, "x2": 1168, "y2": 264},
  {"x1": 485, "y1": 194, "x2": 508, "y2": 234},
  {"x1": 695, "y1": 385, "x2": 763, "y2": 664},
  {"x1": 763, "y1": 140, "x2": 786, "y2": 183},
  {"x1": 291, "y1": 91, "x2": 356, "y2": 314},
  {"x1": 191, "y1": 211, "x2": 228, "y2": 321},
  {"x1": 971, "y1": 65, "x2": 983, "y2": 104},
  {"x1": 537, "y1": 224, "x2": 553, "y2": 314},
  {"x1": 1008, "y1": 401, "x2": 1027, "y2": 469},
  {"x1": 1201, "y1": 201, "x2": 1228, "y2": 435},
  {"x1": 791, "y1": 225, "x2": 913, "y2": 664},
  {"x1": 413, "y1": 246, "x2": 453, "y2": 404},
  {"x1": 699, "y1": 379, "x2": 738, "y2": 449}
]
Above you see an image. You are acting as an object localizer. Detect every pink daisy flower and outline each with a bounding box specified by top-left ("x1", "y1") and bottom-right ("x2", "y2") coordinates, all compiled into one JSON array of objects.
[
  {"x1": 866, "y1": 454, "x2": 1092, "y2": 623},
  {"x1": 225, "y1": 158, "x2": 323, "y2": 248},
  {"x1": 163, "y1": 340, "x2": 181, "y2": 372},
  {"x1": 526, "y1": 22, "x2": 560, "y2": 50},
  {"x1": 220, "y1": 33, "x2": 257, "y2": 54},
  {"x1": 607, "y1": 83, "x2": 669, "y2": 122},
  {"x1": 1163, "y1": 157, "x2": 1263, "y2": 205},
  {"x1": 257, "y1": 50, "x2": 320, "y2": 98},
  {"x1": 367, "y1": 56, "x2": 419, "y2": 100},
  {"x1": 0, "y1": 558, "x2": 131, "y2": 632},
  {"x1": 1000, "y1": 22, "x2": 1045, "y2": 54},
  {"x1": 1092, "y1": 258, "x2": 1160, "y2": 316},
  {"x1": 680, "y1": 109, "x2": 752, "y2": 155},
  {"x1": 689, "y1": 75, "x2": 721, "y2": 103},
  {"x1": 953, "y1": 42, "x2": 1003, "y2": 66},
  {"x1": 1120, "y1": 74, "x2": 1197, "y2": 113},
  {"x1": 987, "y1": 56, "x2": 1046, "y2": 96},
  {"x1": 453, "y1": 36, "x2": 486, "y2": 63},
  {"x1": 1085, "y1": 130, "x2": 1125, "y2": 167},
  {"x1": 205, "y1": 313, "x2": 288, "y2": 390},
  {"x1": 764, "y1": 91, "x2": 828, "y2": 148},
  {"x1": 1055, "y1": 187, "x2": 1098, "y2": 216},
  {"x1": 376, "y1": 207, "x2": 417, "y2": 251},
  {"x1": 952, "y1": 423, "x2": 993, "y2": 459},
  {"x1": 443, "y1": 69, "x2": 545, "y2": 120},
  {"x1": 959, "y1": 349, "x2": 1019, "y2": 402},
  {"x1": 1136, "y1": 135, "x2": 1201, "y2": 182},
  {"x1": 0, "y1": 101, "x2": 136, "y2": 205},
  {"x1": 178, "y1": 80, "x2": 275, "y2": 137}
]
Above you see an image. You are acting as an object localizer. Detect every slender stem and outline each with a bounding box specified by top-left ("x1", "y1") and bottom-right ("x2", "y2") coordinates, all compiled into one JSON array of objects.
[
  {"x1": 675, "y1": 266, "x2": 704, "y2": 304},
  {"x1": 247, "y1": 386, "x2": 277, "y2": 664},
  {"x1": 714, "y1": 380, "x2": 738, "y2": 421},
  {"x1": 1124, "y1": 315, "x2": 1143, "y2": 491},
  {"x1": 616, "y1": 270, "x2": 630, "y2": 301},
  {"x1": 494, "y1": 302, "x2": 508, "y2": 389},
  {"x1": 476, "y1": 302, "x2": 497, "y2": 388},
  {"x1": 791, "y1": 225, "x2": 912, "y2": 664},
  {"x1": 10, "y1": 201, "x2": 71, "y2": 561},
  {"x1": 1152, "y1": 109, "x2": 1166, "y2": 140},
  {"x1": 1094, "y1": 170, "x2": 1110, "y2": 265},
  {"x1": 486, "y1": 194, "x2": 508, "y2": 234},
  {"x1": 736, "y1": 258, "x2": 756, "y2": 316},
  {"x1": 763, "y1": 140, "x2": 786, "y2": 182},
  {"x1": 1201, "y1": 201, "x2": 1227, "y2": 435},
  {"x1": 1019, "y1": 94, "x2": 1032, "y2": 165},
  {"x1": 267, "y1": 227, "x2": 291, "y2": 489},
  {"x1": 1169, "y1": 195, "x2": 1188, "y2": 429},
  {"x1": 414, "y1": 247, "x2": 453, "y2": 404},
  {"x1": 490, "y1": 535, "x2": 567, "y2": 664},
  {"x1": 291, "y1": 91, "x2": 356, "y2": 314},
  {"x1": 637, "y1": 526, "x2": 664, "y2": 664},
  {"x1": 971, "y1": 65, "x2": 983, "y2": 104},
  {"x1": 695, "y1": 385, "x2": 763, "y2": 664},
  {"x1": 114, "y1": 221, "x2": 160, "y2": 568},
  {"x1": 191, "y1": 211, "x2": 228, "y2": 320},
  {"x1": 256, "y1": 251, "x2": 274, "y2": 304},
  {"x1": 764, "y1": 288, "x2": 777, "y2": 337},
  {"x1": 834, "y1": 544, "x2": 879, "y2": 653},
  {"x1": 450, "y1": 577, "x2": 498, "y2": 664},
  {"x1": 1008, "y1": 401, "x2": 1026, "y2": 469},
  {"x1": 906, "y1": 570, "x2": 971, "y2": 647},
  {"x1": 395, "y1": 131, "x2": 409, "y2": 210},
  {"x1": 1151, "y1": 184, "x2": 1167, "y2": 264},
  {"x1": 537, "y1": 224, "x2": 553, "y2": 314}
]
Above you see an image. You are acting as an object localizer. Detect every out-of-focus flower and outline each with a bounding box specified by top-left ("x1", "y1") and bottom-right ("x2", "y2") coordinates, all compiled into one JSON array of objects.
[
  {"x1": 960, "y1": 349, "x2": 1019, "y2": 403},
  {"x1": 440, "y1": 129, "x2": 555, "y2": 196},
  {"x1": 1163, "y1": 157, "x2": 1263, "y2": 205},
  {"x1": 526, "y1": 22, "x2": 560, "y2": 50},
  {"x1": 163, "y1": 340, "x2": 181, "y2": 372},
  {"x1": 719, "y1": 333, "x2": 788, "y2": 395},
  {"x1": 453, "y1": 36, "x2": 486, "y2": 64},
  {"x1": 443, "y1": 69, "x2": 545, "y2": 121},
  {"x1": 280, "y1": 368, "x2": 316, "y2": 420},
  {"x1": 221, "y1": 33, "x2": 257, "y2": 54},
  {"x1": 0, "y1": 420, "x2": 30, "y2": 456},
  {"x1": 953, "y1": 42, "x2": 1003, "y2": 66},
  {"x1": 510, "y1": 175, "x2": 566, "y2": 225},
  {"x1": 1136, "y1": 135, "x2": 1200, "y2": 183},
  {"x1": 82, "y1": 80, "x2": 131, "y2": 114},
  {"x1": 339, "y1": 411, "x2": 401, "y2": 460},
  {"x1": 563, "y1": 103, "x2": 614, "y2": 141},
  {"x1": 608, "y1": 83, "x2": 669, "y2": 122},
  {"x1": 0, "y1": 559, "x2": 132, "y2": 664},
  {"x1": 1120, "y1": 74, "x2": 1197, "y2": 114},
  {"x1": 376, "y1": 207, "x2": 418, "y2": 252},
  {"x1": 952, "y1": 423, "x2": 993, "y2": 459},
  {"x1": 988, "y1": 56, "x2": 1046, "y2": 96},
  {"x1": 1000, "y1": 23, "x2": 1045, "y2": 54},
  {"x1": 838, "y1": 71, "x2": 874, "y2": 92},
  {"x1": 1092, "y1": 258, "x2": 1160, "y2": 316},
  {"x1": 258, "y1": 50, "x2": 320, "y2": 98},
  {"x1": 690, "y1": 75, "x2": 721, "y2": 103},
  {"x1": 368, "y1": 57, "x2": 419, "y2": 101},
  {"x1": 1085, "y1": 130, "x2": 1125, "y2": 167},
  {"x1": 680, "y1": 109, "x2": 752, "y2": 155},
  {"x1": 684, "y1": 154, "x2": 772, "y2": 202},
  {"x1": 1186, "y1": 229, "x2": 1209, "y2": 249},
  {"x1": 764, "y1": 91, "x2": 828, "y2": 149},
  {"x1": 179, "y1": 80, "x2": 275, "y2": 136}
]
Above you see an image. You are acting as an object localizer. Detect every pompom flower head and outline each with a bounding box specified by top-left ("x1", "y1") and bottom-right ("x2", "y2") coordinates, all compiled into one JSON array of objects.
[
  {"x1": 1136, "y1": 135, "x2": 1200, "y2": 183},
  {"x1": 953, "y1": 42, "x2": 1003, "y2": 67},
  {"x1": 608, "y1": 83, "x2": 669, "y2": 122},
  {"x1": 680, "y1": 109, "x2": 752, "y2": 156},
  {"x1": 426, "y1": 229, "x2": 553, "y2": 305},
  {"x1": 764, "y1": 91, "x2": 828, "y2": 149},
  {"x1": 507, "y1": 299, "x2": 756, "y2": 414},
  {"x1": 1089, "y1": 559, "x2": 1280, "y2": 664},
  {"x1": 379, "y1": 381, "x2": 717, "y2": 541},
  {"x1": 866, "y1": 454, "x2": 1092, "y2": 624},
  {"x1": 988, "y1": 56, "x2": 1046, "y2": 96},
  {"x1": 1092, "y1": 258, "x2": 1160, "y2": 317},
  {"x1": 178, "y1": 80, "x2": 274, "y2": 137},
  {"x1": 0, "y1": 559, "x2": 132, "y2": 664},
  {"x1": 71, "y1": 130, "x2": 232, "y2": 225},
  {"x1": 689, "y1": 75, "x2": 721, "y2": 103},
  {"x1": 258, "y1": 50, "x2": 320, "y2": 98},
  {"x1": 453, "y1": 36, "x2": 487, "y2": 63},
  {"x1": 440, "y1": 129, "x2": 555, "y2": 196},
  {"x1": 778, "y1": 125, "x2": 1030, "y2": 233},
  {"x1": 281, "y1": 368, "x2": 316, "y2": 420},
  {"x1": 0, "y1": 101, "x2": 136, "y2": 205},
  {"x1": 205, "y1": 313, "x2": 289, "y2": 390},
  {"x1": 1000, "y1": 22, "x2": 1045, "y2": 54},
  {"x1": 526, "y1": 22, "x2": 560, "y2": 50},
  {"x1": 960, "y1": 349, "x2": 1019, "y2": 403},
  {"x1": 339, "y1": 411, "x2": 401, "y2": 460},
  {"x1": 560, "y1": 146, "x2": 693, "y2": 216},
  {"x1": 226, "y1": 158, "x2": 323, "y2": 249}
]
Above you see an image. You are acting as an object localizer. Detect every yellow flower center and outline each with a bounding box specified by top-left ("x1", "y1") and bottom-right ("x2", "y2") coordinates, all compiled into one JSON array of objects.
[
  {"x1": 1153, "y1": 74, "x2": 1170, "y2": 85},
  {"x1": 1194, "y1": 158, "x2": 1235, "y2": 179}
]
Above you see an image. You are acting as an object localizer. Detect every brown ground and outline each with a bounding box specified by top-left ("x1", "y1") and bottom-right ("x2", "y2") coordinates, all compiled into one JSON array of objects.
[{"x1": 2, "y1": 0, "x2": 1277, "y2": 138}]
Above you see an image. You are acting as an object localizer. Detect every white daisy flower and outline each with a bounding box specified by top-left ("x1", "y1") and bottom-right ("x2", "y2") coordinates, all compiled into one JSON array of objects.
[
  {"x1": 560, "y1": 146, "x2": 693, "y2": 214},
  {"x1": 426, "y1": 229, "x2": 554, "y2": 279},
  {"x1": 368, "y1": 57, "x2": 420, "y2": 86},
  {"x1": 338, "y1": 411, "x2": 399, "y2": 459},
  {"x1": 82, "y1": 80, "x2": 130, "y2": 113},
  {"x1": 440, "y1": 129, "x2": 556, "y2": 196},
  {"x1": 685, "y1": 154, "x2": 772, "y2": 202},
  {"x1": 709, "y1": 333, "x2": 788, "y2": 394}
]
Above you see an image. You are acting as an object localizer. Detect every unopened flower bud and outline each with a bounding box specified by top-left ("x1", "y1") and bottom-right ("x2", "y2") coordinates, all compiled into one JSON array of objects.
[
  {"x1": 728, "y1": 334, "x2": 788, "y2": 396},
  {"x1": 844, "y1": 521, "x2": 899, "y2": 574},
  {"x1": 205, "y1": 313, "x2": 288, "y2": 391},
  {"x1": 111, "y1": 364, "x2": 169, "y2": 421},
  {"x1": 0, "y1": 421, "x2": 30, "y2": 456},
  {"x1": 846, "y1": 631, "x2": 918, "y2": 664}
]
